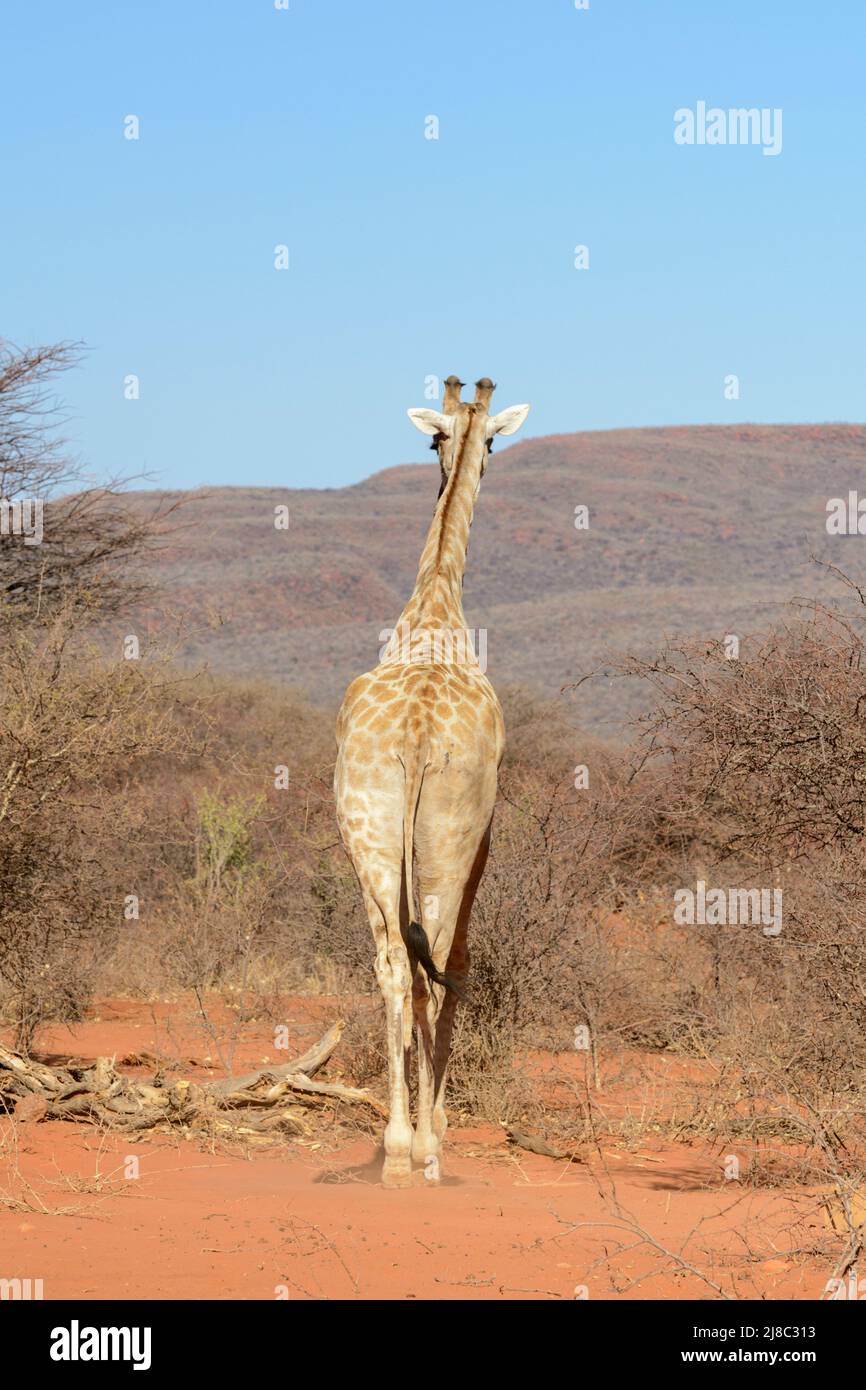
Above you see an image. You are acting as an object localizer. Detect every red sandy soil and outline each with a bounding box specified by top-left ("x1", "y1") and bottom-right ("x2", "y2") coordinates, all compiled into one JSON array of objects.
[{"x1": 0, "y1": 1000, "x2": 837, "y2": 1301}]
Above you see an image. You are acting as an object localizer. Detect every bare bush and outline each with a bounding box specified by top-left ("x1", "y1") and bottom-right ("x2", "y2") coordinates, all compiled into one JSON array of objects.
[
  {"x1": 0, "y1": 337, "x2": 182, "y2": 630},
  {"x1": 0, "y1": 608, "x2": 193, "y2": 1050}
]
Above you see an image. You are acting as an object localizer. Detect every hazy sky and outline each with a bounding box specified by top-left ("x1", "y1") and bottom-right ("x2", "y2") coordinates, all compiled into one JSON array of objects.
[{"x1": 3, "y1": 1, "x2": 863, "y2": 490}]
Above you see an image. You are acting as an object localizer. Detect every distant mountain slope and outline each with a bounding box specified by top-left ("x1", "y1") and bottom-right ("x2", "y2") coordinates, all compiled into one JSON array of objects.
[{"x1": 139, "y1": 423, "x2": 866, "y2": 734}]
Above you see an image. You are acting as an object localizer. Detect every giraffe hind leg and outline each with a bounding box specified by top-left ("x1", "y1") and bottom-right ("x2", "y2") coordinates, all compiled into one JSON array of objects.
[{"x1": 358, "y1": 879, "x2": 414, "y2": 1188}]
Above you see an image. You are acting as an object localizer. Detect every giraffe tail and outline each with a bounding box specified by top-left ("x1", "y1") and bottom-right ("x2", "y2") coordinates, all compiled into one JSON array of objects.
[
  {"x1": 403, "y1": 920, "x2": 465, "y2": 1000},
  {"x1": 400, "y1": 744, "x2": 464, "y2": 1000}
]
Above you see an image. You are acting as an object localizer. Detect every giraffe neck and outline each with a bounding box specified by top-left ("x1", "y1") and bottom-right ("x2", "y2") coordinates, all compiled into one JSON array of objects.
[
  {"x1": 402, "y1": 420, "x2": 486, "y2": 629},
  {"x1": 379, "y1": 416, "x2": 489, "y2": 672}
]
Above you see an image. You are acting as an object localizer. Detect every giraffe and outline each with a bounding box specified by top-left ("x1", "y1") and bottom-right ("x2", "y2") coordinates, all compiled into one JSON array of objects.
[{"x1": 334, "y1": 375, "x2": 530, "y2": 1187}]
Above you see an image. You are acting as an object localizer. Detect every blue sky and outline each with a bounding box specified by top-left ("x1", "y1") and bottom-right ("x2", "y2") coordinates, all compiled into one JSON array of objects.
[{"x1": 2, "y1": 0, "x2": 863, "y2": 490}]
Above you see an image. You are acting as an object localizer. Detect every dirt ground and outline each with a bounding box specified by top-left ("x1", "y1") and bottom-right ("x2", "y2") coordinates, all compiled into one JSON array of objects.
[{"x1": 0, "y1": 1000, "x2": 838, "y2": 1301}]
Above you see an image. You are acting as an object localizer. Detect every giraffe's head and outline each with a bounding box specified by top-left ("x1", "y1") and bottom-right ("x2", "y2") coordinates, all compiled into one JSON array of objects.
[{"x1": 407, "y1": 376, "x2": 530, "y2": 496}]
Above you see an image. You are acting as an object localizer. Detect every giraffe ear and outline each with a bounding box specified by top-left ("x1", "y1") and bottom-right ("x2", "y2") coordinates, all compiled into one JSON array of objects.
[
  {"x1": 407, "y1": 408, "x2": 453, "y2": 437},
  {"x1": 487, "y1": 403, "x2": 530, "y2": 438}
]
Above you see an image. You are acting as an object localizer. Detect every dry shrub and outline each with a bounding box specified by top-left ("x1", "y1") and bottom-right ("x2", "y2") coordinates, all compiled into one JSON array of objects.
[
  {"x1": 0, "y1": 609, "x2": 195, "y2": 1050},
  {"x1": 592, "y1": 572, "x2": 866, "y2": 1193},
  {"x1": 444, "y1": 695, "x2": 652, "y2": 1119},
  {"x1": 0, "y1": 337, "x2": 181, "y2": 630}
]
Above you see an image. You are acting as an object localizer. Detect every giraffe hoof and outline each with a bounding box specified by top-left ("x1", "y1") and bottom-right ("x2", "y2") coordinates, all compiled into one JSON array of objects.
[
  {"x1": 381, "y1": 1159, "x2": 413, "y2": 1189},
  {"x1": 412, "y1": 1137, "x2": 440, "y2": 1167}
]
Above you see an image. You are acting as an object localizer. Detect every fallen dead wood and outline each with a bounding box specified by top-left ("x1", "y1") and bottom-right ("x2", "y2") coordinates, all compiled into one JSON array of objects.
[
  {"x1": 207, "y1": 1020, "x2": 344, "y2": 1096},
  {"x1": 260, "y1": 1071, "x2": 387, "y2": 1116},
  {"x1": 0, "y1": 1021, "x2": 385, "y2": 1138}
]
